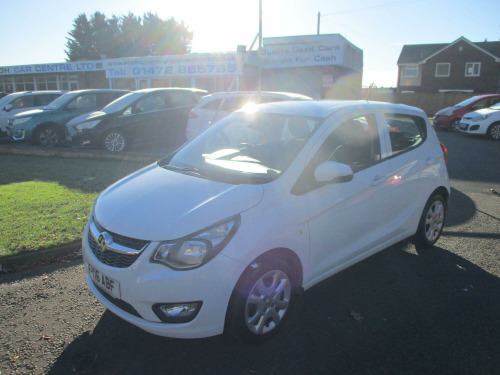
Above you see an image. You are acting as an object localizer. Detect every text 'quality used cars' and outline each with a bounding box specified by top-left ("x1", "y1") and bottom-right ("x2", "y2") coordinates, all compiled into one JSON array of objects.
[{"x1": 82, "y1": 100, "x2": 450, "y2": 343}]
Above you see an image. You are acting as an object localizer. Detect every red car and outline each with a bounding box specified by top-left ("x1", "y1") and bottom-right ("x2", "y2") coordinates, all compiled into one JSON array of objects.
[{"x1": 433, "y1": 94, "x2": 500, "y2": 130}]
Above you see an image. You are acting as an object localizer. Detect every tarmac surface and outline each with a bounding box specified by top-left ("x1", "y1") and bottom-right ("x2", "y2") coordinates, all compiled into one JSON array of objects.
[{"x1": 0, "y1": 130, "x2": 499, "y2": 375}]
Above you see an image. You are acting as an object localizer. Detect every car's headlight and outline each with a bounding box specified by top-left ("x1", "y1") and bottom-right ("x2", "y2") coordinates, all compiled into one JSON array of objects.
[
  {"x1": 76, "y1": 120, "x2": 101, "y2": 131},
  {"x1": 12, "y1": 117, "x2": 31, "y2": 126},
  {"x1": 151, "y1": 216, "x2": 240, "y2": 270},
  {"x1": 475, "y1": 113, "x2": 492, "y2": 121}
]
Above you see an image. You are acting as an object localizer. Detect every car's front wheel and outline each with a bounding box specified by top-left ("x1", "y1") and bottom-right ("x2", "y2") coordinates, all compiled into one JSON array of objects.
[
  {"x1": 487, "y1": 122, "x2": 500, "y2": 140},
  {"x1": 103, "y1": 131, "x2": 126, "y2": 152},
  {"x1": 34, "y1": 125, "x2": 62, "y2": 147},
  {"x1": 450, "y1": 119, "x2": 460, "y2": 131},
  {"x1": 226, "y1": 258, "x2": 299, "y2": 343},
  {"x1": 414, "y1": 194, "x2": 447, "y2": 249}
]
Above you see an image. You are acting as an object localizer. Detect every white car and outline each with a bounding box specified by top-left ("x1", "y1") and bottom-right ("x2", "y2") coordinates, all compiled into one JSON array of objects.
[
  {"x1": 458, "y1": 102, "x2": 500, "y2": 140},
  {"x1": 0, "y1": 91, "x2": 64, "y2": 135},
  {"x1": 82, "y1": 100, "x2": 450, "y2": 343},
  {"x1": 185, "y1": 91, "x2": 312, "y2": 140}
]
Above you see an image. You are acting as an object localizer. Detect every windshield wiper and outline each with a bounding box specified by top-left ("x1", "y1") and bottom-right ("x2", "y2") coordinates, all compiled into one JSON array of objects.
[{"x1": 161, "y1": 165, "x2": 201, "y2": 176}]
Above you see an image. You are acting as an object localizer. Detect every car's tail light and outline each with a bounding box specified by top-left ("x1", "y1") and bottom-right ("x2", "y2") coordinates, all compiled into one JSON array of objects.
[
  {"x1": 188, "y1": 112, "x2": 198, "y2": 119},
  {"x1": 440, "y1": 142, "x2": 448, "y2": 164}
]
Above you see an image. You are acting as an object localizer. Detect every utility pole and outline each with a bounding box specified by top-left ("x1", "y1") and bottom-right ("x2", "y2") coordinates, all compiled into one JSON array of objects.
[
  {"x1": 317, "y1": 12, "x2": 320, "y2": 35},
  {"x1": 258, "y1": 0, "x2": 262, "y2": 103}
]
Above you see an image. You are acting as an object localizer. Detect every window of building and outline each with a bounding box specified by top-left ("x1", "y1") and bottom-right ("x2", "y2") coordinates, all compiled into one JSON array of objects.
[
  {"x1": 384, "y1": 113, "x2": 427, "y2": 156},
  {"x1": 435, "y1": 63, "x2": 450, "y2": 77},
  {"x1": 465, "y1": 62, "x2": 481, "y2": 77},
  {"x1": 404, "y1": 65, "x2": 418, "y2": 78}
]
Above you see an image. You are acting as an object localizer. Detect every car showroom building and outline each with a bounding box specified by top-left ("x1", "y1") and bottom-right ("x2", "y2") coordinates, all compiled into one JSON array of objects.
[{"x1": 0, "y1": 34, "x2": 363, "y2": 99}]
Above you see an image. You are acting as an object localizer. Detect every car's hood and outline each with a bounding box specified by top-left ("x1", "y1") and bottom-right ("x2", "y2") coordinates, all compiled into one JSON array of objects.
[
  {"x1": 66, "y1": 110, "x2": 107, "y2": 126},
  {"x1": 435, "y1": 106, "x2": 455, "y2": 116},
  {"x1": 94, "y1": 164, "x2": 264, "y2": 241},
  {"x1": 12, "y1": 108, "x2": 51, "y2": 118},
  {"x1": 464, "y1": 108, "x2": 497, "y2": 118}
]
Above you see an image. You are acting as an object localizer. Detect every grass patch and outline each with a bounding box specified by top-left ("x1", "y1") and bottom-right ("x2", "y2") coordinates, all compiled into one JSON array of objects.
[{"x1": 0, "y1": 154, "x2": 150, "y2": 257}]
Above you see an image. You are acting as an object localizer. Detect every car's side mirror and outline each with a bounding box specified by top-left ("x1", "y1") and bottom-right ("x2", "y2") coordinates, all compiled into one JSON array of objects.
[
  {"x1": 4, "y1": 104, "x2": 13, "y2": 112},
  {"x1": 314, "y1": 161, "x2": 354, "y2": 183}
]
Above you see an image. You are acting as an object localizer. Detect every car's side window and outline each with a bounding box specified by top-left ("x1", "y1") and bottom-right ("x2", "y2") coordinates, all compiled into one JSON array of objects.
[
  {"x1": 133, "y1": 93, "x2": 169, "y2": 114},
  {"x1": 167, "y1": 91, "x2": 197, "y2": 107},
  {"x1": 312, "y1": 114, "x2": 381, "y2": 173},
  {"x1": 202, "y1": 98, "x2": 223, "y2": 110},
  {"x1": 292, "y1": 114, "x2": 381, "y2": 195},
  {"x1": 35, "y1": 94, "x2": 59, "y2": 106},
  {"x1": 384, "y1": 113, "x2": 426, "y2": 156},
  {"x1": 11, "y1": 95, "x2": 35, "y2": 109},
  {"x1": 221, "y1": 96, "x2": 252, "y2": 112},
  {"x1": 67, "y1": 94, "x2": 97, "y2": 110}
]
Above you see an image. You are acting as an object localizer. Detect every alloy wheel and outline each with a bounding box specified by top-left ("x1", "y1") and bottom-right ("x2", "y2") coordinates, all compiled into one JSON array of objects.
[
  {"x1": 244, "y1": 270, "x2": 291, "y2": 335},
  {"x1": 489, "y1": 124, "x2": 500, "y2": 140},
  {"x1": 38, "y1": 128, "x2": 59, "y2": 146},
  {"x1": 105, "y1": 132, "x2": 125, "y2": 152},
  {"x1": 424, "y1": 200, "x2": 444, "y2": 242}
]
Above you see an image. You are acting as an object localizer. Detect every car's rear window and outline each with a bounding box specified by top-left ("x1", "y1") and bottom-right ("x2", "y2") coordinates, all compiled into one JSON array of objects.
[{"x1": 384, "y1": 113, "x2": 427, "y2": 155}]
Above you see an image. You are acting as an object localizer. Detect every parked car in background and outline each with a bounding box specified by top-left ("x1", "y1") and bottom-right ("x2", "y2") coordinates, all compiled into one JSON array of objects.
[
  {"x1": 71, "y1": 88, "x2": 207, "y2": 152},
  {"x1": 82, "y1": 100, "x2": 449, "y2": 343},
  {"x1": 186, "y1": 91, "x2": 312, "y2": 140},
  {"x1": 6, "y1": 89, "x2": 129, "y2": 146},
  {"x1": 458, "y1": 102, "x2": 500, "y2": 140},
  {"x1": 0, "y1": 91, "x2": 65, "y2": 136},
  {"x1": 433, "y1": 94, "x2": 500, "y2": 130}
]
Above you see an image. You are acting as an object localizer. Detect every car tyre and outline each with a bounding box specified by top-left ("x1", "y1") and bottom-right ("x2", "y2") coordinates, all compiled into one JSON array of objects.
[
  {"x1": 487, "y1": 122, "x2": 500, "y2": 141},
  {"x1": 103, "y1": 130, "x2": 127, "y2": 152},
  {"x1": 34, "y1": 125, "x2": 62, "y2": 147},
  {"x1": 450, "y1": 119, "x2": 460, "y2": 131},
  {"x1": 225, "y1": 258, "x2": 300, "y2": 344},
  {"x1": 414, "y1": 194, "x2": 446, "y2": 250}
]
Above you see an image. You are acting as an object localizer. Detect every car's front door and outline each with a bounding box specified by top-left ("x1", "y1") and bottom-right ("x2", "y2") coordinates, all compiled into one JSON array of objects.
[{"x1": 303, "y1": 109, "x2": 396, "y2": 282}]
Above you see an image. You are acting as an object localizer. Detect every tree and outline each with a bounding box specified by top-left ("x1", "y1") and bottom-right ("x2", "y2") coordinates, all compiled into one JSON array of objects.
[{"x1": 65, "y1": 12, "x2": 193, "y2": 61}]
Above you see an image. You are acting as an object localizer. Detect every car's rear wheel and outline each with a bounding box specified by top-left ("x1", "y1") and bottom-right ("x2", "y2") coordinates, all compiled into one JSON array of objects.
[
  {"x1": 226, "y1": 258, "x2": 299, "y2": 343},
  {"x1": 103, "y1": 131, "x2": 126, "y2": 152},
  {"x1": 487, "y1": 122, "x2": 500, "y2": 140},
  {"x1": 34, "y1": 125, "x2": 61, "y2": 147},
  {"x1": 414, "y1": 194, "x2": 446, "y2": 249}
]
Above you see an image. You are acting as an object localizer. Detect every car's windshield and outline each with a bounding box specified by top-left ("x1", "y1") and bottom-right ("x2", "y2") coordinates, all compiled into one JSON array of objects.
[
  {"x1": 489, "y1": 102, "x2": 500, "y2": 110},
  {"x1": 163, "y1": 110, "x2": 322, "y2": 184},
  {"x1": 101, "y1": 92, "x2": 142, "y2": 114},
  {"x1": 45, "y1": 92, "x2": 80, "y2": 110},
  {"x1": 455, "y1": 96, "x2": 481, "y2": 108}
]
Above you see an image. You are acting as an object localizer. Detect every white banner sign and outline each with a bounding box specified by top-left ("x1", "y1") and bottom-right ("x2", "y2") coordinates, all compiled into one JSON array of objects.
[
  {"x1": 0, "y1": 61, "x2": 103, "y2": 76},
  {"x1": 105, "y1": 53, "x2": 241, "y2": 79},
  {"x1": 262, "y1": 42, "x2": 344, "y2": 68}
]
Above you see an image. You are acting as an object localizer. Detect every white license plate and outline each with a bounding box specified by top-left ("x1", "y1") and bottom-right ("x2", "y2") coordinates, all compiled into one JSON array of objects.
[
  {"x1": 459, "y1": 123, "x2": 468, "y2": 129},
  {"x1": 87, "y1": 262, "x2": 121, "y2": 299}
]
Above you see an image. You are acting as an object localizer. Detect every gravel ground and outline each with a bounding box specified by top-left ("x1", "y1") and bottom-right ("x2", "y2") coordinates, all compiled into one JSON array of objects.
[{"x1": 0, "y1": 131, "x2": 499, "y2": 375}]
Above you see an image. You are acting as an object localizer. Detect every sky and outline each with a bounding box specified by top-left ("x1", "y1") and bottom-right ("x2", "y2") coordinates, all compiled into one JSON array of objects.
[{"x1": 1, "y1": 0, "x2": 499, "y2": 87}]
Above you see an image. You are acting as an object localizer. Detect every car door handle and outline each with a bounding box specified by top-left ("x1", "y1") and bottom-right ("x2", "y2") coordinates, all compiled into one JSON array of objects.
[{"x1": 371, "y1": 174, "x2": 386, "y2": 186}]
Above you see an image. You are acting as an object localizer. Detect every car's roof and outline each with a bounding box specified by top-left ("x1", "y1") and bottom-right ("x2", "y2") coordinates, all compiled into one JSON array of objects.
[
  {"x1": 135, "y1": 88, "x2": 208, "y2": 94},
  {"x1": 201, "y1": 91, "x2": 312, "y2": 100},
  {"x1": 247, "y1": 100, "x2": 423, "y2": 119},
  {"x1": 4, "y1": 90, "x2": 64, "y2": 97},
  {"x1": 66, "y1": 89, "x2": 130, "y2": 94}
]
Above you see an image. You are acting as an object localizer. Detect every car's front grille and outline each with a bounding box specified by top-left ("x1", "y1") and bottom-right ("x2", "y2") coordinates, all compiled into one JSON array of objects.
[
  {"x1": 87, "y1": 219, "x2": 150, "y2": 268},
  {"x1": 93, "y1": 281, "x2": 142, "y2": 318}
]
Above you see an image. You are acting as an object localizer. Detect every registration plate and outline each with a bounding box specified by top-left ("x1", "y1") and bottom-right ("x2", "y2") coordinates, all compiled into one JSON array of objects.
[
  {"x1": 87, "y1": 262, "x2": 121, "y2": 299},
  {"x1": 459, "y1": 123, "x2": 468, "y2": 130}
]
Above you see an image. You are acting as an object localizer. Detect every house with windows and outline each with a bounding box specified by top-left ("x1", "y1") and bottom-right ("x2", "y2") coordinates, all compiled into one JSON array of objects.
[{"x1": 397, "y1": 37, "x2": 500, "y2": 94}]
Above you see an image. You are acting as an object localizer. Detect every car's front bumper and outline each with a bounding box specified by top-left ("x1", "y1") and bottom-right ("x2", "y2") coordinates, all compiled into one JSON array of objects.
[
  {"x1": 458, "y1": 120, "x2": 488, "y2": 135},
  {"x1": 81, "y1": 224, "x2": 246, "y2": 339},
  {"x1": 433, "y1": 115, "x2": 453, "y2": 128},
  {"x1": 6, "y1": 126, "x2": 26, "y2": 141}
]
